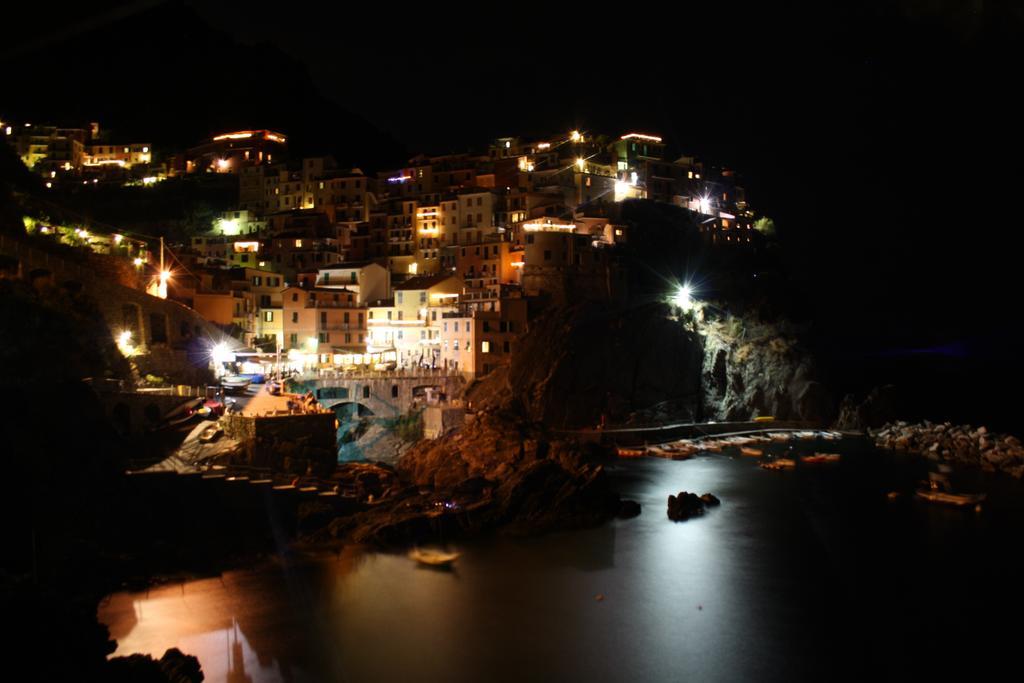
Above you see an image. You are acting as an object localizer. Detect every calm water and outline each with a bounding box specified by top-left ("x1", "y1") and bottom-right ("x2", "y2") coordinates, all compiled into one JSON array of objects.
[{"x1": 99, "y1": 439, "x2": 1024, "y2": 682}]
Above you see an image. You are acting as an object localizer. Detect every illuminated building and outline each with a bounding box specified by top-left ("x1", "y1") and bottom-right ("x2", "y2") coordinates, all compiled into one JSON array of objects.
[
  {"x1": 212, "y1": 210, "x2": 266, "y2": 236},
  {"x1": 7, "y1": 124, "x2": 87, "y2": 171},
  {"x1": 184, "y1": 129, "x2": 287, "y2": 174},
  {"x1": 438, "y1": 296, "x2": 528, "y2": 378},
  {"x1": 83, "y1": 142, "x2": 152, "y2": 169},
  {"x1": 366, "y1": 274, "x2": 463, "y2": 369},
  {"x1": 314, "y1": 261, "x2": 390, "y2": 306},
  {"x1": 521, "y1": 224, "x2": 625, "y2": 303},
  {"x1": 454, "y1": 239, "x2": 522, "y2": 304},
  {"x1": 282, "y1": 285, "x2": 368, "y2": 359}
]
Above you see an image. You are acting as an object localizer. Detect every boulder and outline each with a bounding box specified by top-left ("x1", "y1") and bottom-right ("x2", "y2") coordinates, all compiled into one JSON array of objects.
[
  {"x1": 617, "y1": 499, "x2": 642, "y2": 518},
  {"x1": 667, "y1": 491, "x2": 718, "y2": 521}
]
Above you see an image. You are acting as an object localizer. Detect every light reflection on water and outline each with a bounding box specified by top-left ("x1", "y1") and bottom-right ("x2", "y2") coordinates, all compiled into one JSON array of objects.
[{"x1": 99, "y1": 442, "x2": 1024, "y2": 682}]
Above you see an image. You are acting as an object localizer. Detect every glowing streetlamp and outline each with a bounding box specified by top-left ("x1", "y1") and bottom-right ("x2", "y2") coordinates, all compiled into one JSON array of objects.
[
  {"x1": 698, "y1": 194, "x2": 711, "y2": 215},
  {"x1": 133, "y1": 257, "x2": 144, "y2": 267},
  {"x1": 116, "y1": 330, "x2": 136, "y2": 357},
  {"x1": 305, "y1": 336, "x2": 319, "y2": 351},
  {"x1": 156, "y1": 269, "x2": 171, "y2": 299},
  {"x1": 216, "y1": 158, "x2": 230, "y2": 171},
  {"x1": 672, "y1": 284, "x2": 695, "y2": 313},
  {"x1": 575, "y1": 157, "x2": 585, "y2": 171},
  {"x1": 570, "y1": 130, "x2": 582, "y2": 143},
  {"x1": 210, "y1": 342, "x2": 233, "y2": 376}
]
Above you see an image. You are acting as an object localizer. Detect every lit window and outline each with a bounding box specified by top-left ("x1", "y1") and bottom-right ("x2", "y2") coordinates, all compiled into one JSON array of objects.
[{"x1": 481, "y1": 341, "x2": 490, "y2": 353}]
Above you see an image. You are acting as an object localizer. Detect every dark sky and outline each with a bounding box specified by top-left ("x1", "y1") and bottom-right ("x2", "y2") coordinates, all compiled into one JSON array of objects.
[{"x1": 4, "y1": 0, "x2": 1024, "y2": 419}]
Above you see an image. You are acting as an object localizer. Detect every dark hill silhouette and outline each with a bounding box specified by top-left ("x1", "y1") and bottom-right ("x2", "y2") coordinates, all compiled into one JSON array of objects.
[{"x1": 2, "y1": 1, "x2": 407, "y2": 169}]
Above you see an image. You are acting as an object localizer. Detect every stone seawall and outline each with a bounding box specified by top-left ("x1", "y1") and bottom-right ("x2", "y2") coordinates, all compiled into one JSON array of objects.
[{"x1": 222, "y1": 412, "x2": 337, "y2": 477}]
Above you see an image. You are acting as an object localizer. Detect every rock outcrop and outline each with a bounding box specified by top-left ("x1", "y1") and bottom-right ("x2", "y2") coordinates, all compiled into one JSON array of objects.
[
  {"x1": 667, "y1": 491, "x2": 721, "y2": 521},
  {"x1": 504, "y1": 301, "x2": 703, "y2": 428},
  {"x1": 700, "y1": 311, "x2": 831, "y2": 424},
  {"x1": 834, "y1": 385, "x2": 902, "y2": 431},
  {"x1": 106, "y1": 648, "x2": 204, "y2": 682},
  {"x1": 873, "y1": 421, "x2": 1024, "y2": 478},
  {"x1": 308, "y1": 412, "x2": 635, "y2": 546}
]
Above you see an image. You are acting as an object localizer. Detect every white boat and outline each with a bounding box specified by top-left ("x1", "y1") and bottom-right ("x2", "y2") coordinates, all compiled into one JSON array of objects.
[
  {"x1": 915, "y1": 490, "x2": 986, "y2": 508},
  {"x1": 221, "y1": 376, "x2": 251, "y2": 394},
  {"x1": 408, "y1": 548, "x2": 460, "y2": 567},
  {"x1": 198, "y1": 424, "x2": 223, "y2": 443}
]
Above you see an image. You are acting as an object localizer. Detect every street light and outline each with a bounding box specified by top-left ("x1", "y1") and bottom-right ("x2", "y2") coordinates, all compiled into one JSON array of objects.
[
  {"x1": 698, "y1": 194, "x2": 711, "y2": 215},
  {"x1": 672, "y1": 284, "x2": 695, "y2": 312},
  {"x1": 210, "y1": 342, "x2": 233, "y2": 376}
]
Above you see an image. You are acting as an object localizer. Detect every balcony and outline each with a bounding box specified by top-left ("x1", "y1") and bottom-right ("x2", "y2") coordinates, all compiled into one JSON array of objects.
[
  {"x1": 304, "y1": 299, "x2": 361, "y2": 308},
  {"x1": 318, "y1": 323, "x2": 365, "y2": 332}
]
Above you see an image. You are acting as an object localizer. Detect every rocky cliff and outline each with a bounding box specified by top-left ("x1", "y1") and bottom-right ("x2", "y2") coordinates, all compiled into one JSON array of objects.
[
  {"x1": 467, "y1": 300, "x2": 830, "y2": 430},
  {"x1": 498, "y1": 301, "x2": 704, "y2": 428},
  {"x1": 699, "y1": 309, "x2": 832, "y2": 423},
  {"x1": 308, "y1": 412, "x2": 631, "y2": 546}
]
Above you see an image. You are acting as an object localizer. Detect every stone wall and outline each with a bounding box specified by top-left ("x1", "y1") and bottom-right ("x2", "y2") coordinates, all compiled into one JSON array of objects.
[
  {"x1": 1, "y1": 234, "x2": 234, "y2": 386},
  {"x1": 423, "y1": 405, "x2": 465, "y2": 439},
  {"x1": 222, "y1": 412, "x2": 337, "y2": 476},
  {"x1": 291, "y1": 371, "x2": 464, "y2": 419}
]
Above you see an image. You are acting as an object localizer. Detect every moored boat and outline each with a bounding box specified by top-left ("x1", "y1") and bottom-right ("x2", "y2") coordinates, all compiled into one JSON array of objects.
[
  {"x1": 915, "y1": 490, "x2": 986, "y2": 507},
  {"x1": 408, "y1": 548, "x2": 461, "y2": 567},
  {"x1": 198, "y1": 424, "x2": 223, "y2": 443},
  {"x1": 800, "y1": 453, "x2": 841, "y2": 464},
  {"x1": 740, "y1": 447, "x2": 763, "y2": 457},
  {"x1": 616, "y1": 447, "x2": 647, "y2": 458},
  {"x1": 760, "y1": 458, "x2": 796, "y2": 471},
  {"x1": 221, "y1": 376, "x2": 251, "y2": 394}
]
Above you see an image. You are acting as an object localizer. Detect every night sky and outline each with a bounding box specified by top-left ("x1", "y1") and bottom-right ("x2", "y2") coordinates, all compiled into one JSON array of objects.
[{"x1": 4, "y1": 0, "x2": 1024, "y2": 423}]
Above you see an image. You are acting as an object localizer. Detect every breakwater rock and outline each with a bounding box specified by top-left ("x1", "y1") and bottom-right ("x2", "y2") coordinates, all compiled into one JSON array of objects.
[
  {"x1": 311, "y1": 413, "x2": 637, "y2": 546},
  {"x1": 873, "y1": 421, "x2": 1024, "y2": 478},
  {"x1": 107, "y1": 648, "x2": 204, "y2": 682},
  {"x1": 667, "y1": 491, "x2": 721, "y2": 521}
]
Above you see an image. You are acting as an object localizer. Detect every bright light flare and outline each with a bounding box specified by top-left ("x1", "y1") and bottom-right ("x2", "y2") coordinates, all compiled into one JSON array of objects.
[
  {"x1": 672, "y1": 284, "x2": 695, "y2": 312},
  {"x1": 116, "y1": 330, "x2": 137, "y2": 357},
  {"x1": 210, "y1": 342, "x2": 233, "y2": 369}
]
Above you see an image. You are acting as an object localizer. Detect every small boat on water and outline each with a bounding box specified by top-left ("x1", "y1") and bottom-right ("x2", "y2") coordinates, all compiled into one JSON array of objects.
[
  {"x1": 740, "y1": 447, "x2": 763, "y2": 457},
  {"x1": 915, "y1": 490, "x2": 986, "y2": 508},
  {"x1": 221, "y1": 376, "x2": 251, "y2": 394},
  {"x1": 616, "y1": 447, "x2": 647, "y2": 458},
  {"x1": 760, "y1": 458, "x2": 796, "y2": 471},
  {"x1": 198, "y1": 424, "x2": 223, "y2": 443},
  {"x1": 650, "y1": 448, "x2": 696, "y2": 460},
  {"x1": 801, "y1": 453, "x2": 841, "y2": 465},
  {"x1": 408, "y1": 548, "x2": 461, "y2": 567}
]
